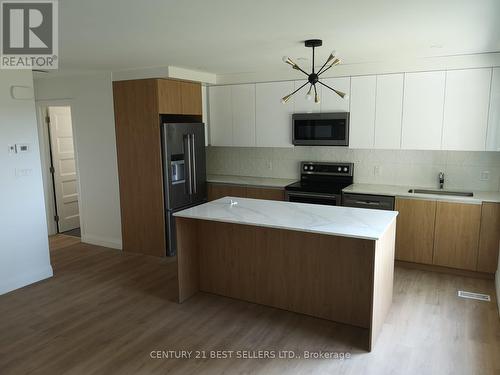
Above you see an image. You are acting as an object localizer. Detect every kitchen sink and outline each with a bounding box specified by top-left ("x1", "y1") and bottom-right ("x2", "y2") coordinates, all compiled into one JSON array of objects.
[{"x1": 408, "y1": 189, "x2": 473, "y2": 197}]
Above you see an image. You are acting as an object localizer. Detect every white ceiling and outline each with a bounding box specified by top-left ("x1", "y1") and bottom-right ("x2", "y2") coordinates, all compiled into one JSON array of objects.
[{"x1": 58, "y1": 0, "x2": 500, "y2": 74}]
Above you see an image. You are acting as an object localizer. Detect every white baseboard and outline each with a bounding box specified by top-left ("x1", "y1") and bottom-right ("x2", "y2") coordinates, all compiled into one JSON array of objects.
[
  {"x1": 81, "y1": 233, "x2": 122, "y2": 250},
  {"x1": 0, "y1": 265, "x2": 53, "y2": 295}
]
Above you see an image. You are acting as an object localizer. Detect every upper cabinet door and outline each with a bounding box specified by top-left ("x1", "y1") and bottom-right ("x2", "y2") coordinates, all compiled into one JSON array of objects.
[
  {"x1": 293, "y1": 80, "x2": 321, "y2": 113},
  {"x1": 157, "y1": 80, "x2": 182, "y2": 114},
  {"x1": 231, "y1": 84, "x2": 256, "y2": 147},
  {"x1": 256, "y1": 81, "x2": 294, "y2": 147},
  {"x1": 374, "y1": 74, "x2": 404, "y2": 149},
  {"x1": 401, "y1": 71, "x2": 445, "y2": 150},
  {"x1": 209, "y1": 86, "x2": 232, "y2": 146},
  {"x1": 180, "y1": 81, "x2": 202, "y2": 115},
  {"x1": 320, "y1": 77, "x2": 350, "y2": 112},
  {"x1": 349, "y1": 76, "x2": 376, "y2": 149},
  {"x1": 486, "y1": 68, "x2": 500, "y2": 151},
  {"x1": 442, "y1": 69, "x2": 492, "y2": 151}
]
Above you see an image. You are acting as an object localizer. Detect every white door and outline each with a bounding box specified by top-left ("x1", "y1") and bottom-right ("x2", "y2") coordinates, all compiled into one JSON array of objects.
[
  {"x1": 374, "y1": 74, "x2": 404, "y2": 149},
  {"x1": 401, "y1": 71, "x2": 445, "y2": 150},
  {"x1": 320, "y1": 77, "x2": 350, "y2": 112},
  {"x1": 48, "y1": 106, "x2": 80, "y2": 232},
  {"x1": 256, "y1": 81, "x2": 294, "y2": 147},
  {"x1": 231, "y1": 84, "x2": 256, "y2": 147},
  {"x1": 349, "y1": 75, "x2": 376, "y2": 148},
  {"x1": 486, "y1": 68, "x2": 500, "y2": 151},
  {"x1": 209, "y1": 86, "x2": 233, "y2": 146},
  {"x1": 441, "y1": 68, "x2": 492, "y2": 151}
]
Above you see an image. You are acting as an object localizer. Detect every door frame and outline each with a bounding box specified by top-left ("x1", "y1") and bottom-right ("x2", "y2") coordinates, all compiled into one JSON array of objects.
[{"x1": 35, "y1": 99, "x2": 85, "y2": 236}]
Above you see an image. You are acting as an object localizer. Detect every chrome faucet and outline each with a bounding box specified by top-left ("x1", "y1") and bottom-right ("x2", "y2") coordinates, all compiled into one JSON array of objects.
[{"x1": 438, "y1": 172, "x2": 445, "y2": 190}]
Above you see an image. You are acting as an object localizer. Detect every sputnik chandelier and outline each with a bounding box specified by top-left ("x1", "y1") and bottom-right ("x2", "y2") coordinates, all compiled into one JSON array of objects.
[{"x1": 281, "y1": 39, "x2": 345, "y2": 104}]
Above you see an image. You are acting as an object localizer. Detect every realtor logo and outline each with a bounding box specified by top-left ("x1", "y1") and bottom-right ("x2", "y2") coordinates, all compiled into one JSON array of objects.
[{"x1": 1, "y1": 0, "x2": 58, "y2": 69}]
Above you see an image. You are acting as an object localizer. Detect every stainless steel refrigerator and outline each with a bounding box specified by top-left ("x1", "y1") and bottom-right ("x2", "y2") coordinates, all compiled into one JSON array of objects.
[{"x1": 161, "y1": 122, "x2": 206, "y2": 256}]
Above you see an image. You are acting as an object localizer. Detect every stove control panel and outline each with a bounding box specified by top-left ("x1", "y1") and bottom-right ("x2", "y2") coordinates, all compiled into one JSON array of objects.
[{"x1": 301, "y1": 162, "x2": 353, "y2": 176}]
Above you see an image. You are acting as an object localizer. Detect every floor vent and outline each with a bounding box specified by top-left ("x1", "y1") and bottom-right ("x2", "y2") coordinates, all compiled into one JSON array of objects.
[{"x1": 458, "y1": 291, "x2": 491, "y2": 302}]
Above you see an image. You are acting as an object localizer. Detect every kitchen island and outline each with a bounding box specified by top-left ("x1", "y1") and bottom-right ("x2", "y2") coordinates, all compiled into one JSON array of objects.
[{"x1": 173, "y1": 197, "x2": 398, "y2": 351}]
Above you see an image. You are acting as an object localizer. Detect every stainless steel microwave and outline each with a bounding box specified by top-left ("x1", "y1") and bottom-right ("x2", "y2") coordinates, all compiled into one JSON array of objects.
[{"x1": 292, "y1": 112, "x2": 349, "y2": 146}]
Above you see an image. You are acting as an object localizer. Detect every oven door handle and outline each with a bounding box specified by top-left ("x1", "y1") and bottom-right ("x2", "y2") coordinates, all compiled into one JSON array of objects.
[
  {"x1": 287, "y1": 192, "x2": 339, "y2": 199},
  {"x1": 353, "y1": 200, "x2": 381, "y2": 206}
]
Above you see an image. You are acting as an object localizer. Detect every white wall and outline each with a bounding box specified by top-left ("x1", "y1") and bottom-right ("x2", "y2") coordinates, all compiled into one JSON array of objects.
[
  {"x1": 34, "y1": 73, "x2": 122, "y2": 249},
  {"x1": 207, "y1": 147, "x2": 500, "y2": 192},
  {"x1": 0, "y1": 70, "x2": 52, "y2": 295}
]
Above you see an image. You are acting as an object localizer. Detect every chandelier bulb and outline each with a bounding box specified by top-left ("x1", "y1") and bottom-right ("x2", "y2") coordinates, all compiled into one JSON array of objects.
[{"x1": 306, "y1": 85, "x2": 313, "y2": 101}]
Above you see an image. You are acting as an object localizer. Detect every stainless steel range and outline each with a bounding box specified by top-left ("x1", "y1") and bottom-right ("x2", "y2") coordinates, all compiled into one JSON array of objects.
[{"x1": 285, "y1": 161, "x2": 353, "y2": 206}]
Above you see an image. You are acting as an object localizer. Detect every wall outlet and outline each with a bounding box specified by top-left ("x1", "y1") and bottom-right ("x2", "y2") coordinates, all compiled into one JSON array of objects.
[
  {"x1": 8, "y1": 145, "x2": 16, "y2": 154},
  {"x1": 480, "y1": 171, "x2": 490, "y2": 181},
  {"x1": 373, "y1": 165, "x2": 380, "y2": 177}
]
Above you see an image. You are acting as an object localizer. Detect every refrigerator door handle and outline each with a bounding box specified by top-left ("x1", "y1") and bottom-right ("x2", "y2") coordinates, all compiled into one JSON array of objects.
[
  {"x1": 185, "y1": 134, "x2": 193, "y2": 195},
  {"x1": 191, "y1": 133, "x2": 197, "y2": 194}
]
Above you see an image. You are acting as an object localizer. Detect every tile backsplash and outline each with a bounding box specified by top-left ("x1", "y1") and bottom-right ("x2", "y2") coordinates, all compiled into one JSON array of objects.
[{"x1": 206, "y1": 147, "x2": 500, "y2": 192}]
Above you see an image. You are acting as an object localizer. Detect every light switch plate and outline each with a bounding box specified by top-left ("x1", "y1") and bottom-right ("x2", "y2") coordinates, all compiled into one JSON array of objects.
[
  {"x1": 15, "y1": 168, "x2": 32, "y2": 177},
  {"x1": 15, "y1": 143, "x2": 30, "y2": 153},
  {"x1": 480, "y1": 171, "x2": 490, "y2": 181}
]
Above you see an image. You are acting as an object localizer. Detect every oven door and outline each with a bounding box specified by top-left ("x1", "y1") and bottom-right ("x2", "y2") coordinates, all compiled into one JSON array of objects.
[{"x1": 285, "y1": 191, "x2": 340, "y2": 206}]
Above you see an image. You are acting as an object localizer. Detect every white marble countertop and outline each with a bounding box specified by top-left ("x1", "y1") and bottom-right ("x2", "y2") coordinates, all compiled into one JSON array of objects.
[
  {"x1": 342, "y1": 183, "x2": 500, "y2": 204},
  {"x1": 207, "y1": 174, "x2": 295, "y2": 188},
  {"x1": 174, "y1": 197, "x2": 398, "y2": 240}
]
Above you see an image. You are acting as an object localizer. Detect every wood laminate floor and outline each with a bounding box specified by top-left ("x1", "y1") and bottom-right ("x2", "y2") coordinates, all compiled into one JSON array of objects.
[{"x1": 0, "y1": 236, "x2": 499, "y2": 374}]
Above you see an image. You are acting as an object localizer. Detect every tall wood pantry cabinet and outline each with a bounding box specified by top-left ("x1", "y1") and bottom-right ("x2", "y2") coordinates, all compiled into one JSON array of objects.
[{"x1": 113, "y1": 78, "x2": 202, "y2": 256}]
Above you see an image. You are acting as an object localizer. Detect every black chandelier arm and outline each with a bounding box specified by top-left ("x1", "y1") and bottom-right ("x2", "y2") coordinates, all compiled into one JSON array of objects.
[
  {"x1": 316, "y1": 58, "x2": 331, "y2": 76},
  {"x1": 292, "y1": 64, "x2": 310, "y2": 77},
  {"x1": 318, "y1": 60, "x2": 340, "y2": 76},
  {"x1": 317, "y1": 80, "x2": 346, "y2": 97},
  {"x1": 284, "y1": 81, "x2": 309, "y2": 98}
]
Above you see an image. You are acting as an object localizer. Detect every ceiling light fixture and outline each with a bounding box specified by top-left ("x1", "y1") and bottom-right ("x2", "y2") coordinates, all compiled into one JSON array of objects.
[{"x1": 281, "y1": 39, "x2": 345, "y2": 104}]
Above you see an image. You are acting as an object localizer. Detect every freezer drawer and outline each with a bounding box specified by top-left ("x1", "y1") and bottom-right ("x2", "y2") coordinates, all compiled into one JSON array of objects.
[{"x1": 342, "y1": 193, "x2": 395, "y2": 211}]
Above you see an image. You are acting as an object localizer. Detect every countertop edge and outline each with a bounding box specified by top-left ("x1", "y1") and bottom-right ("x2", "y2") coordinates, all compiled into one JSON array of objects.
[{"x1": 173, "y1": 213, "x2": 384, "y2": 241}]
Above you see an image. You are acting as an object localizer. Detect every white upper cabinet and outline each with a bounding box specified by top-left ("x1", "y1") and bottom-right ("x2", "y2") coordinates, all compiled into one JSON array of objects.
[
  {"x1": 293, "y1": 80, "x2": 321, "y2": 113},
  {"x1": 231, "y1": 84, "x2": 256, "y2": 147},
  {"x1": 209, "y1": 85, "x2": 232, "y2": 146},
  {"x1": 486, "y1": 68, "x2": 500, "y2": 151},
  {"x1": 374, "y1": 74, "x2": 404, "y2": 149},
  {"x1": 320, "y1": 77, "x2": 350, "y2": 112},
  {"x1": 401, "y1": 71, "x2": 445, "y2": 150},
  {"x1": 442, "y1": 69, "x2": 492, "y2": 151},
  {"x1": 349, "y1": 75, "x2": 376, "y2": 149},
  {"x1": 256, "y1": 81, "x2": 294, "y2": 147}
]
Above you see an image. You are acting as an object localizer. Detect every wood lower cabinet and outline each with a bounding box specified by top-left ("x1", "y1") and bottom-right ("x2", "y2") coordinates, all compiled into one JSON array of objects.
[
  {"x1": 395, "y1": 198, "x2": 497, "y2": 274},
  {"x1": 207, "y1": 184, "x2": 247, "y2": 201},
  {"x1": 433, "y1": 201, "x2": 481, "y2": 271},
  {"x1": 207, "y1": 183, "x2": 284, "y2": 202},
  {"x1": 395, "y1": 198, "x2": 436, "y2": 264},
  {"x1": 245, "y1": 187, "x2": 285, "y2": 201},
  {"x1": 477, "y1": 202, "x2": 500, "y2": 273}
]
